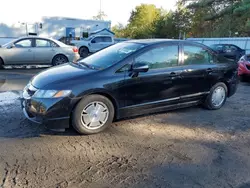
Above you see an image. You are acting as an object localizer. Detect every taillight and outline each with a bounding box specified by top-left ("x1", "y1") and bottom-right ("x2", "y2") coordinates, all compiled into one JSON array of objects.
[{"x1": 73, "y1": 47, "x2": 78, "y2": 53}]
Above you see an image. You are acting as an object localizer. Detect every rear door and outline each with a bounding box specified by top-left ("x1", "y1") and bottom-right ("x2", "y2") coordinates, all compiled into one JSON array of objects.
[
  {"x1": 178, "y1": 44, "x2": 217, "y2": 97},
  {"x1": 5, "y1": 38, "x2": 34, "y2": 64},
  {"x1": 33, "y1": 39, "x2": 58, "y2": 64}
]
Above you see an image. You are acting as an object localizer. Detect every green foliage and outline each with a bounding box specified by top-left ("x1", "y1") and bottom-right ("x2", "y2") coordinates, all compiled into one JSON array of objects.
[{"x1": 112, "y1": 1, "x2": 250, "y2": 39}]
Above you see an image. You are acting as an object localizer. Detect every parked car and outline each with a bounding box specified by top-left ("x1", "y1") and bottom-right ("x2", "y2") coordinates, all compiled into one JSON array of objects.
[
  {"x1": 71, "y1": 35, "x2": 115, "y2": 57},
  {"x1": 22, "y1": 39, "x2": 239, "y2": 135},
  {"x1": 210, "y1": 44, "x2": 246, "y2": 61},
  {"x1": 238, "y1": 54, "x2": 250, "y2": 81},
  {"x1": 0, "y1": 36, "x2": 80, "y2": 68}
]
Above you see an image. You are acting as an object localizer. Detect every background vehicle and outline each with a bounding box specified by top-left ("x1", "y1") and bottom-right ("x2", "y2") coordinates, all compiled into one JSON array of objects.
[
  {"x1": 71, "y1": 35, "x2": 115, "y2": 57},
  {"x1": 210, "y1": 44, "x2": 246, "y2": 61},
  {"x1": 238, "y1": 54, "x2": 250, "y2": 81},
  {"x1": 22, "y1": 40, "x2": 239, "y2": 135},
  {"x1": 0, "y1": 36, "x2": 80, "y2": 68}
]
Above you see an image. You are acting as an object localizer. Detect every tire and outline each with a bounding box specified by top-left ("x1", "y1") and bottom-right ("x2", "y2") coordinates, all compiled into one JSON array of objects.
[
  {"x1": 52, "y1": 55, "x2": 68, "y2": 66},
  {"x1": 0, "y1": 58, "x2": 4, "y2": 69},
  {"x1": 203, "y1": 82, "x2": 228, "y2": 110},
  {"x1": 79, "y1": 47, "x2": 89, "y2": 58},
  {"x1": 72, "y1": 94, "x2": 114, "y2": 135}
]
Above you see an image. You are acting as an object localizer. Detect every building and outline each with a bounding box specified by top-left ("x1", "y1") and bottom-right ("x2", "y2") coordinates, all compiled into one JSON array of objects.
[
  {"x1": 0, "y1": 16, "x2": 111, "y2": 44},
  {"x1": 89, "y1": 28, "x2": 115, "y2": 37}
]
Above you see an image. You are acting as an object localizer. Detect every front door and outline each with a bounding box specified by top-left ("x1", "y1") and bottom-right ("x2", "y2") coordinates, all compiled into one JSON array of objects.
[
  {"x1": 33, "y1": 39, "x2": 57, "y2": 64},
  {"x1": 119, "y1": 44, "x2": 182, "y2": 116},
  {"x1": 90, "y1": 36, "x2": 106, "y2": 52},
  {"x1": 5, "y1": 38, "x2": 34, "y2": 64}
]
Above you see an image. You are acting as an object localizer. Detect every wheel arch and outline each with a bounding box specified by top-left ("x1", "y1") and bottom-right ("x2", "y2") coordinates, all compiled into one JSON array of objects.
[
  {"x1": 217, "y1": 79, "x2": 230, "y2": 97},
  {"x1": 71, "y1": 89, "x2": 119, "y2": 122},
  {"x1": 0, "y1": 56, "x2": 4, "y2": 65},
  {"x1": 79, "y1": 46, "x2": 89, "y2": 52},
  {"x1": 52, "y1": 54, "x2": 69, "y2": 63}
]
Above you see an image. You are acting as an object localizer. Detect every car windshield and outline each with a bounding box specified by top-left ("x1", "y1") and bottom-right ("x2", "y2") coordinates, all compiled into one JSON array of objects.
[
  {"x1": 86, "y1": 36, "x2": 95, "y2": 41},
  {"x1": 78, "y1": 42, "x2": 146, "y2": 70},
  {"x1": 2, "y1": 39, "x2": 17, "y2": 48}
]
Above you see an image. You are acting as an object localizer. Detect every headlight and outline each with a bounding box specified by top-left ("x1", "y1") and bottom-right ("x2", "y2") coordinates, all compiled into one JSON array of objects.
[{"x1": 33, "y1": 90, "x2": 71, "y2": 98}]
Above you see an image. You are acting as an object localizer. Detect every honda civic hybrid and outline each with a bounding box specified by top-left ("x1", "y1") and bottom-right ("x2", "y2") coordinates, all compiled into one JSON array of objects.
[{"x1": 22, "y1": 39, "x2": 239, "y2": 134}]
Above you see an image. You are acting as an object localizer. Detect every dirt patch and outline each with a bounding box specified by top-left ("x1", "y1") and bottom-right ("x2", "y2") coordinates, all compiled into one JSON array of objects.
[{"x1": 0, "y1": 84, "x2": 250, "y2": 188}]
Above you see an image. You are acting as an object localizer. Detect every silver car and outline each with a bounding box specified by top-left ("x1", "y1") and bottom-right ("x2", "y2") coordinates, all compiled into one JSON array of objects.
[{"x1": 0, "y1": 36, "x2": 80, "y2": 68}]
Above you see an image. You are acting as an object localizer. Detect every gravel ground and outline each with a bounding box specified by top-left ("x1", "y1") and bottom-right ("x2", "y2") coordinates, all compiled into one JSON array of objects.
[{"x1": 1, "y1": 69, "x2": 250, "y2": 188}]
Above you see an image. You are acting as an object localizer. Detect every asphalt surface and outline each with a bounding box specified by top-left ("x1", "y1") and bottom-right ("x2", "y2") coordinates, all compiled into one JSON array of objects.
[{"x1": 1, "y1": 68, "x2": 250, "y2": 188}]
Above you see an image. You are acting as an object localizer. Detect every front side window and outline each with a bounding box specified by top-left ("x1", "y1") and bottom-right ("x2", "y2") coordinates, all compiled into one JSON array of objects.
[
  {"x1": 182, "y1": 45, "x2": 212, "y2": 65},
  {"x1": 14, "y1": 39, "x2": 32, "y2": 48},
  {"x1": 92, "y1": 37, "x2": 103, "y2": 43},
  {"x1": 135, "y1": 45, "x2": 179, "y2": 70}
]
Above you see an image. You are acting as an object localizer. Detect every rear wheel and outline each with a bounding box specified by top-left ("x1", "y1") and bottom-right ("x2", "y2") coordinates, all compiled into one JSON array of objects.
[
  {"x1": 52, "y1": 55, "x2": 68, "y2": 66},
  {"x1": 0, "y1": 58, "x2": 4, "y2": 69},
  {"x1": 72, "y1": 95, "x2": 114, "y2": 135},
  {"x1": 203, "y1": 82, "x2": 228, "y2": 110},
  {"x1": 79, "y1": 47, "x2": 89, "y2": 58}
]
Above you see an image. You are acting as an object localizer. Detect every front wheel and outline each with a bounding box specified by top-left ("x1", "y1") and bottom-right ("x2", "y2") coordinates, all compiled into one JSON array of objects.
[
  {"x1": 203, "y1": 82, "x2": 228, "y2": 110},
  {"x1": 72, "y1": 95, "x2": 114, "y2": 135}
]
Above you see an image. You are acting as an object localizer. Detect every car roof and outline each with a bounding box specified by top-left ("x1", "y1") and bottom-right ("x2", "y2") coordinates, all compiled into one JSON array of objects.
[
  {"x1": 125, "y1": 39, "x2": 208, "y2": 47},
  {"x1": 13, "y1": 36, "x2": 68, "y2": 47}
]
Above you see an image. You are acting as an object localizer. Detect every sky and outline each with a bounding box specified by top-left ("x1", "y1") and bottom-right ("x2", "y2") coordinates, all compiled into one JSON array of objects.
[{"x1": 0, "y1": 0, "x2": 177, "y2": 26}]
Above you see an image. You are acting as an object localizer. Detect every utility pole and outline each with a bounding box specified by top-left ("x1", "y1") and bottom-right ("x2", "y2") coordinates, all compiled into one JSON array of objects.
[{"x1": 100, "y1": 0, "x2": 102, "y2": 13}]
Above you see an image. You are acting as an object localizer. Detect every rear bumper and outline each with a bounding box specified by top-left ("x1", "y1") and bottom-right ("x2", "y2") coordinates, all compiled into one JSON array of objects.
[
  {"x1": 67, "y1": 53, "x2": 80, "y2": 63},
  {"x1": 21, "y1": 97, "x2": 75, "y2": 129}
]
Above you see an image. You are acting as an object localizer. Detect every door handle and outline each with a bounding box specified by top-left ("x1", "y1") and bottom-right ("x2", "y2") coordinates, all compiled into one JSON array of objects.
[{"x1": 169, "y1": 72, "x2": 177, "y2": 77}]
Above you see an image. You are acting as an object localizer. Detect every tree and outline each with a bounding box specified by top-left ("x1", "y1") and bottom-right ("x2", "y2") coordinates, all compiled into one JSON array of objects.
[
  {"x1": 112, "y1": 23, "x2": 128, "y2": 38},
  {"x1": 154, "y1": 11, "x2": 178, "y2": 38},
  {"x1": 93, "y1": 11, "x2": 107, "y2": 20},
  {"x1": 126, "y1": 4, "x2": 161, "y2": 38}
]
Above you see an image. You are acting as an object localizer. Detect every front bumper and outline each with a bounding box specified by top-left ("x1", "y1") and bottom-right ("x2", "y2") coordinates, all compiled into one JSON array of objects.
[
  {"x1": 238, "y1": 63, "x2": 250, "y2": 76},
  {"x1": 21, "y1": 96, "x2": 76, "y2": 129}
]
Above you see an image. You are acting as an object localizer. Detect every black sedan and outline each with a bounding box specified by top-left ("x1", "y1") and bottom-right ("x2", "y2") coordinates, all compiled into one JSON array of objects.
[
  {"x1": 22, "y1": 39, "x2": 239, "y2": 135},
  {"x1": 210, "y1": 44, "x2": 246, "y2": 61}
]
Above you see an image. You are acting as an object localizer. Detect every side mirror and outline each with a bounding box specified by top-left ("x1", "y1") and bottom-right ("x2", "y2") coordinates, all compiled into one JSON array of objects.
[
  {"x1": 8, "y1": 44, "x2": 15, "y2": 49},
  {"x1": 132, "y1": 62, "x2": 149, "y2": 73},
  {"x1": 91, "y1": 40, "x2": 96, "y2": 43}
]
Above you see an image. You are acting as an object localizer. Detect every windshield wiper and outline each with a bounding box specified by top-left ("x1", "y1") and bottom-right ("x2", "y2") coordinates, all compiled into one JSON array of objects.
[{"x1": 78, "y1": 62, "x2": 98, "y2": 70}]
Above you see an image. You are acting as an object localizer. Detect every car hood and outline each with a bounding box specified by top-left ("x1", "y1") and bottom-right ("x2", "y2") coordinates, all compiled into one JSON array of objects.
[{"x1": 31, "y1": 63, "x2": 94, "y2": 89}]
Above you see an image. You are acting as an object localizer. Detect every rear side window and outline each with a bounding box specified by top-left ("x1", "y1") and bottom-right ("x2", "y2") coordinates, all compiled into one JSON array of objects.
[
  {"x1": 103, "y1": 37, "x2": 112, "y2": 42},
  {"x1": 36, "y1": 39, "x2": 59, "y2": 47},
  {"x1": 135, "y1": 45, "x2": 179, "y2": 70},
  {"x1": 182, "y1": 45, "x2": 213, "y2": 65}
]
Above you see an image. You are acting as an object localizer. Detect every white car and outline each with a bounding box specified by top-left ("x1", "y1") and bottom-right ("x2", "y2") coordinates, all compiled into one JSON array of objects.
[
  {"x1": 71, "y1": 35, "x2": 115, "y2": 57},
  {"x1": 0, "y1": 36, "x2": 80, "y2": 68}
]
